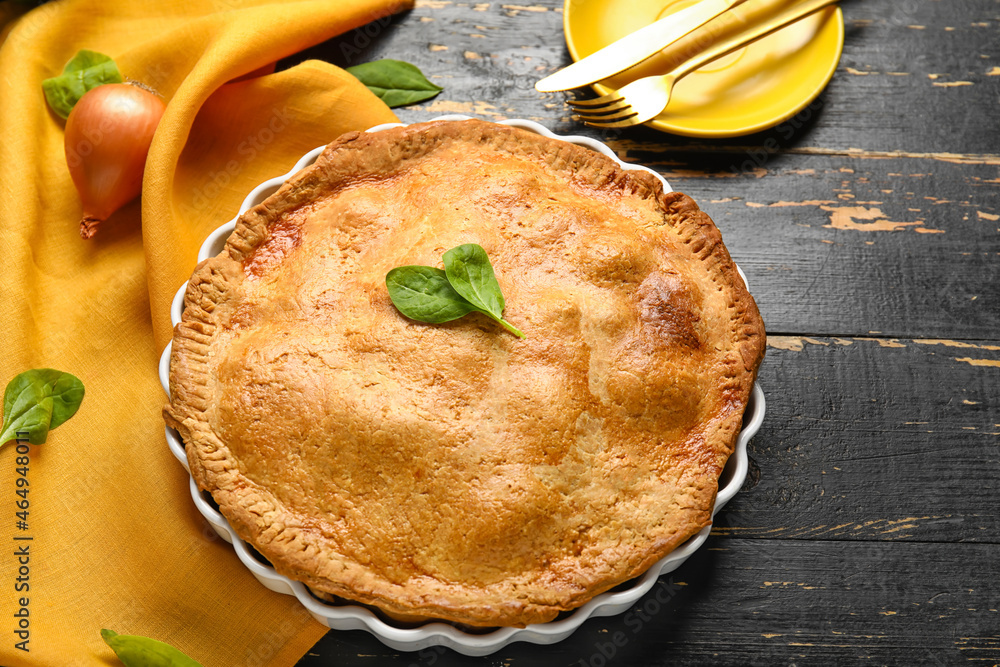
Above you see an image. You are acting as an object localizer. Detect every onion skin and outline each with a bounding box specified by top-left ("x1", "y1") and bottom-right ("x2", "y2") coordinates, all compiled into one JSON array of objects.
[{"x1": 64, "y1": 83, "x2": 165, "y2": 239}]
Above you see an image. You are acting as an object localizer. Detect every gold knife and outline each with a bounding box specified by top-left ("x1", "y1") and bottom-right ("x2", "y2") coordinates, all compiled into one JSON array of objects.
[{"x1": 535, "y1": 0, "x2": 750, "y2": 93}]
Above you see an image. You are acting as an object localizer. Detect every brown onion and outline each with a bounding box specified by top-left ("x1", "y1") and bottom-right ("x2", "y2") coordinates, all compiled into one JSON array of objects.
[{"x1": 64, "y1": 82, "x2": 165, "y2": 239}]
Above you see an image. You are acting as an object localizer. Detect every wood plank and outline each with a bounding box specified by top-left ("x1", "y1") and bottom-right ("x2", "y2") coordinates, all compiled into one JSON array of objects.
[
  {"x1": 300, "y1": 538, "x2": 1000, "y2": 665},
  {"x1": 720, "y1": 335, "x2": 1000, "y2": 543},
  {"x1": 280, "y1": 0, "x2": 1000, "y2": 155},
  {"x1": 654, "y1": 152, "x2": 1000, "y2": 339}
]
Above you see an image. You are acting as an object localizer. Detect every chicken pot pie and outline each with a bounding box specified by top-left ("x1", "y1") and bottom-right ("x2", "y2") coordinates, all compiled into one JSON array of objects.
[{"x1": 164, "y1": 119, "x2": 765, "y2": 628}]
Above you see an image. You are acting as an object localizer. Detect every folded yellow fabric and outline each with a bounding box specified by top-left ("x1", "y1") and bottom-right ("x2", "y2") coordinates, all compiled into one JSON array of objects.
[{"x1": 0, "y1": 0, "x2": 409, "y2": 664}]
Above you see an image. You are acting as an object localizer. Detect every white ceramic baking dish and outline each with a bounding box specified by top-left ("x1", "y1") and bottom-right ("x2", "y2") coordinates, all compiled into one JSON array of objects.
[{"x1": 158, "y1": 116, "x2": 766, "y2": 656}]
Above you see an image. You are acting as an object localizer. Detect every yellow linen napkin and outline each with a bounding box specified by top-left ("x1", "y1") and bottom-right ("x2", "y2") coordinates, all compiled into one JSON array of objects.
[{"x1": 0, "y1": 0, "x2": 408, "y2": 664}]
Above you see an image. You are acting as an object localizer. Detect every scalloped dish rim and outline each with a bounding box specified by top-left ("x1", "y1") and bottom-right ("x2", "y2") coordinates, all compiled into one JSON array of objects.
[{"x1": 158, "y1": 115, "x2": 765, "y2": 656}]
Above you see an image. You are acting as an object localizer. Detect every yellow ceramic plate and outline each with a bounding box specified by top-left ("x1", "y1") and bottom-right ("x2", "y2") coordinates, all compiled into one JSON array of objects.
[{"x1": 563, "y1": 0, "x2": 844, "y2": 137}]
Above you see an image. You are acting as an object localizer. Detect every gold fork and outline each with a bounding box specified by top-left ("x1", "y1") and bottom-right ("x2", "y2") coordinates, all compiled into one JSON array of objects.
[{"x1": 571, "y1": 0, "x2": 841, "y2": 129}]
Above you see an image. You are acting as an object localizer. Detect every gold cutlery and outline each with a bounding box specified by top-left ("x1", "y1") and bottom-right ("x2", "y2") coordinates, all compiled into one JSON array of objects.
[
  {"x1": 535, "y1": 0, "x2": 751, "y2": 93},
  {"x1": 570, "y1": 0, "x2": 841, "y2": 128}
]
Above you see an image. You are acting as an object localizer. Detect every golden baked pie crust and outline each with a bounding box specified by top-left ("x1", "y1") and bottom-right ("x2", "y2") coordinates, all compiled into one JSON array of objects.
[{"x1": 164, "y1": 119, "x2": 765, "y2": 628}]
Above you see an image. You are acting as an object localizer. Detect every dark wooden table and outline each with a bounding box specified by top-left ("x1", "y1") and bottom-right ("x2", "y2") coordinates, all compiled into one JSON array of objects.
[{"x1": 289, "y1": 0, "x2": 1000, "y2": 663}]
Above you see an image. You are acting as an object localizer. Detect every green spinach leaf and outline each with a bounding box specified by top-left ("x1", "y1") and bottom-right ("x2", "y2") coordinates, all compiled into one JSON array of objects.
[
  {"x1": 102, "y1": 629, "x2": 203, "y2": 667},
  {"x1": 346, "y1": 59, "x2": 442, "y2": 108},
  {"x1": 42, "y1": 49, "x2": 123, "y2": 119},
  {"x1": 0, "y1": 369, "x2": 85, "y2": 446},
  {"x1": 386, "y1": 245, "x2": 525, "y2": 338},
  {"x1": 386, "y1": 266, "x2": 478, "y2": 323},
  {"x1": 443, "y1": 243, "x2": 506, "y2": 318}
]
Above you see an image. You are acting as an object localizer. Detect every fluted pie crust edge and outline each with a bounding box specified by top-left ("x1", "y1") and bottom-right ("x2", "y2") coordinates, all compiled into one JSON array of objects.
[{"x1": 164, "y1": 119, "x2": 765, "y2": 628}]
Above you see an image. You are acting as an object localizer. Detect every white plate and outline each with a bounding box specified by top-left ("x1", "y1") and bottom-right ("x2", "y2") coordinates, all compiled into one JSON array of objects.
[{"x1": 158, "y1": 116, "x2": 765, "y2": 656}]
